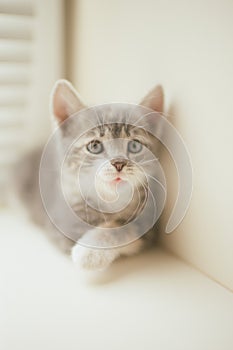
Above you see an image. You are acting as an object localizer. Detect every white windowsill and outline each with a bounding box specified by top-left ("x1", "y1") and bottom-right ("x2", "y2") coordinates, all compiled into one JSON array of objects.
[{"x1": 0, "y1": 209, "x2": 233, "y2": 350}]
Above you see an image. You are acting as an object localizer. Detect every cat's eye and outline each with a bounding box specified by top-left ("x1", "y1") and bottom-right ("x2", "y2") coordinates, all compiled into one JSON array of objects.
[
  {"x1": 86, "y1": 140, "x2": 104, "y2": 154},
  {"x1": 127, "y1": 140, "x2": 142, "y2": 153}
]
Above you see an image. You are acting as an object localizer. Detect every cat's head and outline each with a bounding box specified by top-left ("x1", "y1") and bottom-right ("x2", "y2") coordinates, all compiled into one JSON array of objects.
[{"x1": 50, "y1": 80, "x2": 164, "y2": 202}]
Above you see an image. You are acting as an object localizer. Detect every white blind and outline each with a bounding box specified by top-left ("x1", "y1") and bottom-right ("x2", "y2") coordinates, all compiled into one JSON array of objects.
[{"x1": 0, "y1": 0, "x2": 64, "y2": 201}]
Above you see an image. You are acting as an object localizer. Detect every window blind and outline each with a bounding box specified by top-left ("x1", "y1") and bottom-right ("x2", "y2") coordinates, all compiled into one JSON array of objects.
[{"x1": 0, "y1": 0, "x2": 64, "y2": 202}]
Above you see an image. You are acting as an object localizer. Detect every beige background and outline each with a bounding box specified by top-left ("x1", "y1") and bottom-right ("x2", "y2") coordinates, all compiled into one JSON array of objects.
[
  {"x1": 66, "y1": 0, "x2": 233, "y2": 290},
  {"x1": 1, "y1": 2, "x2": 233, "y2": 348}
]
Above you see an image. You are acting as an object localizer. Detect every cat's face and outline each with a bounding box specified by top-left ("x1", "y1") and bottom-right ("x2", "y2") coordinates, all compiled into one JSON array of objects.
[
  {"x1": 65, "y1": 123, "x2": 151, "y2": 201},
  {"x1": 51, "y1": 80, "x2": 163, "y2": 204}
]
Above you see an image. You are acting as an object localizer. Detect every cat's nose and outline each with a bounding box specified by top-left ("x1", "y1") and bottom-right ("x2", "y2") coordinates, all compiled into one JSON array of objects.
[{"x1": 111, "y1": 158, "x2": 127, "y2": 172}]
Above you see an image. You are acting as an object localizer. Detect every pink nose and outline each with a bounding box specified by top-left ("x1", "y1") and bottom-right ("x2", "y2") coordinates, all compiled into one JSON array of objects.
[{"x1": 111, "y1": 159, "x2": 127, "y2": 172}]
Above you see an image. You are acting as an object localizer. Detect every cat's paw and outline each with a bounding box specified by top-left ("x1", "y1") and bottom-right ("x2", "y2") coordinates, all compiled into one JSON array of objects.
[{"x1": 71, "y1": 243, "x2": 119, "y2": 270}]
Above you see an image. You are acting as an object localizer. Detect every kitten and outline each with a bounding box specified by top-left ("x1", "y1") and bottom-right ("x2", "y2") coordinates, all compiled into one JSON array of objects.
[{"x1": 14, "y1": 80, "x2": 164, "y2": 270}]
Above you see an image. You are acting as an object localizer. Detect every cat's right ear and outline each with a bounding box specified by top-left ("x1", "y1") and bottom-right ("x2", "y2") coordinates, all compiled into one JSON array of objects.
[
  {"x1": 140, "y1": 85, "x2": 164, "y2": 113},
  {"x1": 50, "y1": 79, "x2": 86, "y2": 124}
]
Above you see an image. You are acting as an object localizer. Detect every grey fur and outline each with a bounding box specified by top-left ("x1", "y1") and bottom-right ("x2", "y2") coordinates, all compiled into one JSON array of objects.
[{"x1": 12, "y1": 81, "x2": 164, "y2": 268}]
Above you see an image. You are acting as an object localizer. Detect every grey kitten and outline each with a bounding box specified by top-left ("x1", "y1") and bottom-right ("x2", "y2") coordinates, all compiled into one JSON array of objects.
[{"x1": 15, "y1": 80, "x2": 164, "y2": 270}]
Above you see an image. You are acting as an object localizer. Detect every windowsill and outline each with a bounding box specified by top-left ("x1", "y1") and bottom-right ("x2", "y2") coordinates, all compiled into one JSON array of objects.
[{"x1": 0, "y1": 209, "x2": 233, "y2": 349}]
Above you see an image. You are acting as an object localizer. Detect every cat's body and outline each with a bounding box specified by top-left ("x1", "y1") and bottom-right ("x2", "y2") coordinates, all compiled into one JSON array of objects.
[{"x1": 13, "y1": 80, "x2": 164, "y2": 270}]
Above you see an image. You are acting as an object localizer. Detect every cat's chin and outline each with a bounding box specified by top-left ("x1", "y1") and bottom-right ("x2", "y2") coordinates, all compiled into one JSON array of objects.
[
  {"x1": 103, "y1": 178, "x2": 128, "y2": 191},
  {"x1": 110, "y1": 177, "x2": 127, "y2": 185},
  {"x1": 94, "y1": 177, "x2": 130, "y2": 203}
]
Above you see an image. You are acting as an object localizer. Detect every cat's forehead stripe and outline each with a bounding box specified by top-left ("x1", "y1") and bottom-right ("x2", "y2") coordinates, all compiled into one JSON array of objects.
[
  {"x1": 97, "y1": 123, "x2": 131, "y2": 138},
  {"x1": 72, "y1": 123, "x2": 152, "y2": 150}
]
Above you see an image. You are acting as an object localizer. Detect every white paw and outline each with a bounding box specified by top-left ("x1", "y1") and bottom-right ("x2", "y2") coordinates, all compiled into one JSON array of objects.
[{"x1": 71, "y1": 243, "x2": 119, "y2": 271}]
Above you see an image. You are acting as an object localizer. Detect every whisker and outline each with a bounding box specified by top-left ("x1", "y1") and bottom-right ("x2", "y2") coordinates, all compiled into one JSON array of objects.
[
  {"x1": 139, "y1": 158, "x2": 159, "y2": 165},
  {"x1": 146, "y1": 173, "x2": 166, "y2": 193},
  {"x1": 124, "y1": 174, "x2": 148, "y2": 224}
]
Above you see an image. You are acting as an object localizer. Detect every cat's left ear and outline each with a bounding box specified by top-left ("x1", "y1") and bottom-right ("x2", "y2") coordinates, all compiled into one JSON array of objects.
[
  {"x1": 140, "y1": 85, "x2": 164, "y2": 113},
  {"x1": 50, "y1": 79, "x2": 86, "y2": 124}
]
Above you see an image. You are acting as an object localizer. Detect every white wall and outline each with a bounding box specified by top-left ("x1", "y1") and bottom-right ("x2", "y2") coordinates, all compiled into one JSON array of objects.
[{"x1": 68, "y1": 0, "x2": 233, "y2": 290}]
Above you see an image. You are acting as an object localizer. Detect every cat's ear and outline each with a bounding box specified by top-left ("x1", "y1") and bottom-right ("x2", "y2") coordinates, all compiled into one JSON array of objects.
[
  {"x1": 50, "y1": 79, "x2": 86, "y2": 124},
  {"x1": 140, "y1": 85, "x2": 164, "y2": 113}
]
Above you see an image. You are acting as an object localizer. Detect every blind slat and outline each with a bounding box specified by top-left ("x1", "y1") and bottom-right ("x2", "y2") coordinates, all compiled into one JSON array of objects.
[
  {"x1": 0, "y1": 40, "x2": 32, "y2": 62},
  {"x1": 0, "y1": 0, "x2": 33, "y2": 16},
  {"x1": 0, "y1": 14, "x2": 34, "y2": 40},
  {"x1": 0, "y1": 63, "x2": 32, "y2": 83},
  {"x1": 0, "y1": 107, "x2": 26, "y2": 125},
  {"x1": 0, "y1": 86, "x2": 29, "y2": 106}
]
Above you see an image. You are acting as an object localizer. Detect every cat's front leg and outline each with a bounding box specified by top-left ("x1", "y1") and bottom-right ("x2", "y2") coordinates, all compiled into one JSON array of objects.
[{"x1": 71, "y1": 227, "x2": 144, "y2": 270}]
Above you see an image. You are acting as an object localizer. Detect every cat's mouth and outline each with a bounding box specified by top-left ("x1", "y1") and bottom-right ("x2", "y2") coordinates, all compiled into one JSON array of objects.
[{"x1": 111, "y1": 176, "x2": 127, "y2": 185}]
